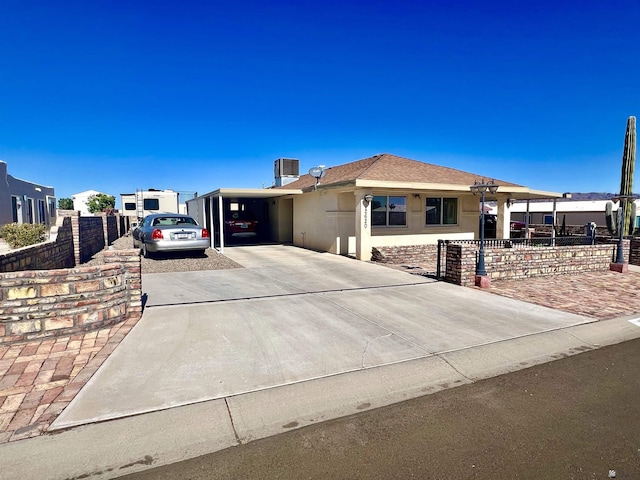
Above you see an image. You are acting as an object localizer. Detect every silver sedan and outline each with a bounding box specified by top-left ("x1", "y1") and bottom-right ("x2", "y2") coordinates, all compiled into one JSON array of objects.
[{"x1": 132, "y1": 213, "x2": 210, "y2": 258}]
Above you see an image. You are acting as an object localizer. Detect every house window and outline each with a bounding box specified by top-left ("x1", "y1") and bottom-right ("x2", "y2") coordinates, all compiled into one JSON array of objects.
[
  {"x1": 26, "y1": 198, "x2": 34, "y2": 223},
  {"x1": 144, "y1": 199, "x2": 160, "y2": 210},
  {"x1": 48, "y1": 197, "x2": 56, "y2": 219},
  {"x1": 372, "y1": 195, "x2": 407, "y2": 226},
  {"x1": 426, "y1": 197, "x2": 458, "y2": 225},
  {"x1": 11, "y1": 196, "x2": 19, "y2": 223},
  {"x1": 38, "y1": 199, "x2": 46, "y2": 224}
]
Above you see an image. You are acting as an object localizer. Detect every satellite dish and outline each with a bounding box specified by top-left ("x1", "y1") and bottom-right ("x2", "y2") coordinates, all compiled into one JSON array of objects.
[{"x1": 308, "y1": 167, "x2": 326, "y2": 179}]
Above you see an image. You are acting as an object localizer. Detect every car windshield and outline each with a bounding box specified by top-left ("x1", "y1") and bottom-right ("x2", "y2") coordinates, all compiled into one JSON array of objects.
[{"x1": 152, "y1": 216, "x2": 197, "y2": 226}]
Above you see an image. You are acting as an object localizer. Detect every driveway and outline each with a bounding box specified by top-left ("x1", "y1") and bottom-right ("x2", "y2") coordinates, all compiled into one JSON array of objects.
[{"x1": 52, "y1": 245, "x2": 596, "y2": 430}]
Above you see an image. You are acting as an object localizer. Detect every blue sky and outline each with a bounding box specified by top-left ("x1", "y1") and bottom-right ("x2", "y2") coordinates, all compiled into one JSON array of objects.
[{"x1": 1, "y1": 0, "x2": 638, "y2": 206}]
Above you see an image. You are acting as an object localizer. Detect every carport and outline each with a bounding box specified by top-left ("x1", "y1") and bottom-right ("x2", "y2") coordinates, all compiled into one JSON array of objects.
[{"x1": 186, "y1": 188, "x2": 302, "y2": 253}]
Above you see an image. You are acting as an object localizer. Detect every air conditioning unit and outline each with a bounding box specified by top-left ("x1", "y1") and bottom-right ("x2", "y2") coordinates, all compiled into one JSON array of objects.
[{"x1": 274, "y1": 158, "x2": 299, "y2": 177}]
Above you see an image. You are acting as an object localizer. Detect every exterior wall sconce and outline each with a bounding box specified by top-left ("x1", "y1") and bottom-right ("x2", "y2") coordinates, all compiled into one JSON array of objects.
[{"x1": 364, "y1": 194, "x2": 373, "y2": 205}]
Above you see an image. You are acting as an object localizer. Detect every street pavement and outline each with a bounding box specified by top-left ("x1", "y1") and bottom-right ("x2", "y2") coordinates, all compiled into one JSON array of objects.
[{"x1": 2, "y1": 245, "x2": 640, "y2": 479}]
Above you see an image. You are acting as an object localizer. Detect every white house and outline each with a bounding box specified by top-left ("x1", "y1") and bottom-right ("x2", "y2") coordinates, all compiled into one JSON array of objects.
[
  {"x1": 509, "y1": 198, "x2": 639, "y2": 229},
  {"x1": 71, "y1": 190, "x2": 105, "y2": 216}
]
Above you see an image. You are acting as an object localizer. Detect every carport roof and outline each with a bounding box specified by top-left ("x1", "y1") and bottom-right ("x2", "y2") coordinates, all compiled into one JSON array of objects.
[
  {"x1": 194, "y1": 188, "x2": 302, "y2": 199},
  {"x1": 276, "y1": 153, "x2": 563, "y2": 200}
]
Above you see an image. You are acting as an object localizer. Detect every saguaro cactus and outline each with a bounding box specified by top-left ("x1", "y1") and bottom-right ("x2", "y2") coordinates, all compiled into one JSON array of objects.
[{"x1": 606, "y1": 116, "x2": 637, "y2": 236}]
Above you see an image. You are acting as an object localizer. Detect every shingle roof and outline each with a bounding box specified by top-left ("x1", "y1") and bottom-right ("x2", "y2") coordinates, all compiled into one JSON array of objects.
[{"x1": 277, "y1": 153, "x2": 523, "y2": 190}]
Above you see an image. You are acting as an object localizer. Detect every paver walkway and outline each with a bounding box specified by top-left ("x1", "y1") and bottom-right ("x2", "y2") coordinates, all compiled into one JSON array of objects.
[
  {"x1": 0, "y1": 316, "x2": 140, "y2": 443},
  {"x1": 1, "y1": 267, "x2": 639, "y2": 445},
  {"x1": 488, "y1": 270, "x2": 640, "y2": 320}
]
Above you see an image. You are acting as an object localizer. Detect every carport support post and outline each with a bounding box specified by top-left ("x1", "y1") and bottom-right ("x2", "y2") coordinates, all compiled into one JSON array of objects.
[{"x1": 355, "y1": 191, "x2": 373, "y2": 261}]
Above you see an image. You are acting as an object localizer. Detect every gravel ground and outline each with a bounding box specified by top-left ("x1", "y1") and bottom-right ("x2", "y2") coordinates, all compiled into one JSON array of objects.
[{"x1": 83, "y1": 235, "x2": 243, "y2": 274}]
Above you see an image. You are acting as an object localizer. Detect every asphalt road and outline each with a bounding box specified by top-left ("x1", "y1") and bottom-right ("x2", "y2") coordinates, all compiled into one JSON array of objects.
[{"x1": 120, "y1": 336, "x2": 640, "y2": 480}]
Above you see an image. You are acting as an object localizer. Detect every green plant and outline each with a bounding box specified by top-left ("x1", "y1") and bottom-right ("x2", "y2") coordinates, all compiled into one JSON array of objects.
[
  {"x1": 58, "y1": 198, "x2": 74, "y2": 209},
  {"x1": 606, "y1": 116, "x2": 637, "y2": 236},
  {"x1": 87, "y1": 193, "x2": 116, "y2": 213},
  {"x1": 1, "y1": 223, "x2": 47, "y2": 249}
]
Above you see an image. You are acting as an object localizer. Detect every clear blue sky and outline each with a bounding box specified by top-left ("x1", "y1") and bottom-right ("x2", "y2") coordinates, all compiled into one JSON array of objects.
[{"x1": 1, "y1": 0, "x2": 638, "y2": 206}]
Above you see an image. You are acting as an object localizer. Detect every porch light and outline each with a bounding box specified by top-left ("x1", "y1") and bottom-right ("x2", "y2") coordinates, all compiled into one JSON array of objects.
[
  {"x1": 470, "y1": 179, "x2": 499, "y2": 285},
  {"x1": 364, "y1": 194, "x2": 373, "y2": 204}
]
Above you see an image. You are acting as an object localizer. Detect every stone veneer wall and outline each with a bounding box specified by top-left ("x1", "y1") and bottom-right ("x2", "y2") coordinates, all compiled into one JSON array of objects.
[
  {"x1": 445, "y1": 243, "x2": 622, "y2": 287},
  {"x1": 0, "y1": 249, "x2": 141, "y2": 345},
  {"x1": 631, "y1": 239, "x2": 640, "y2": 266},
  {"x1": 371, "y1": 245, "x2": 441, "y2": 272}
]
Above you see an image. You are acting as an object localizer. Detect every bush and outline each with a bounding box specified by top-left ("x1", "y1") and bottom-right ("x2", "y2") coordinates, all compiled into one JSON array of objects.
[{"x1": 1, "y1": 223, "x2": 47, "y2": 249}]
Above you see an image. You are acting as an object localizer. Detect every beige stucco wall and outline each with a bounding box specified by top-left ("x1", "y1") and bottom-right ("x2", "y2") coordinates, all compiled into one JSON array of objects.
[
  {"x1": 290, "y1": 188, "x2": 488, "y2": 260},
  {"x1": 269, "y1": 197, "x2": 294, "y2": 243},
  {"x1": 291, "y1": 189, "x2": 352, "y2": 254}
]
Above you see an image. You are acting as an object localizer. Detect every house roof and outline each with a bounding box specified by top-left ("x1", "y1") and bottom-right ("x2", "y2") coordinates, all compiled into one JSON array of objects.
[{"x1": 277, "y1": 153, "x2": 560, "y2": 199}]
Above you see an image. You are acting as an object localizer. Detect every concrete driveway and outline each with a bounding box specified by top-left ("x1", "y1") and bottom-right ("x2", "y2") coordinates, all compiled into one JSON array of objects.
[{"x1": 52, "y1": 245, "x2": 596, "y2": 431}]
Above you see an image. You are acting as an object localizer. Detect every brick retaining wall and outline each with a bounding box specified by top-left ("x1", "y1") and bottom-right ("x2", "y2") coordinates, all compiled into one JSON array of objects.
[
  {"x1": 372, "y1": 245, "x2": 440, "y2": 272},
  {"x1": 0, "y1": 217, "x2": 75, "y2": 273},
  {"x1": 445, "y1": 243, "x2": 621, "y2": 287},
  {"x1": 0, "y1": 249, "x2": 141, "y2": 345},
  {"x1": 631, "y1": 239, "x2": 640, "y2": 266}
]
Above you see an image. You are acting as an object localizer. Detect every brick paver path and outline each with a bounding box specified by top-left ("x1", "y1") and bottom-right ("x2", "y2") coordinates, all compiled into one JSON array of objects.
[
  {"x1": 488, "y1": 270, "x2": 640, "y2": 320},
  {"x1": 0, "y1": 316, "x2": 140, "y2": 443}
]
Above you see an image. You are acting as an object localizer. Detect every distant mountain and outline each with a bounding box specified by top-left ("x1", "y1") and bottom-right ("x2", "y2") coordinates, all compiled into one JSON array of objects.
[
  {"x1": 565, "y1": 192, "x2": 639, "y2": 201},
  {"x1": 513, "y1": 192, "x2": 639, "y2": 204}
]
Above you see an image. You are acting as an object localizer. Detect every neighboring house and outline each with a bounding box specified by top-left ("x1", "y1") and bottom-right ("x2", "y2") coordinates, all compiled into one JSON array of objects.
[
  {"x1": 187, "y1": 153, "x2": 563, "y2": 261},
  {"x1": 509, "y1": 198, "x2": 640, "y2": 229},
  {"x1": 71, "y1": 189, "x2": 105, "y2": 216},
  {"x1": 0, "y1": 160, "x2": 56, "y2": 227},
  {"x1": 120, "y1": 189, "x2": 180, "y2": 227}
]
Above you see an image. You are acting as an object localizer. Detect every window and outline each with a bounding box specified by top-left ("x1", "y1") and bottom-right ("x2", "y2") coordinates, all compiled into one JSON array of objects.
[
  {"x1": 38, "y1": 199, "x2": 46, "y2": 224},
  {"x1": 543, "y1": 214, "x2": 554, "y2": 225},
  {"x1": 48, "y1": 197, "x2": 56, "y2": 219},
  {"x1": 11, "y1": 196, "x2": 19, "y2": 223},
  {"x1": 124, "y1": 202, "x2": 136, "y2": 211},
  {"x1": 426, "y1": 197, "x2": 458, "y2": 225},
  {"x1": 26, "y1": 198, "x2": 34, "y2": 223},
  {"x1": 144, "y1": 199, "x2": 160, "y2": 210},
  {"x1": 372, "y1": 196, "x2": 406, "y2": 226}
]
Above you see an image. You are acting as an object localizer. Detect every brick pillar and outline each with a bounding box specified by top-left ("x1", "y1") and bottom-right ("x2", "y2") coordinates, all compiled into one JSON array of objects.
[
  {"x1": 59, "y1": 210, "x2": 82, "y2": 266},
  {"x1": 104, "y1": 249, "x2": 142, "y2": 321}
]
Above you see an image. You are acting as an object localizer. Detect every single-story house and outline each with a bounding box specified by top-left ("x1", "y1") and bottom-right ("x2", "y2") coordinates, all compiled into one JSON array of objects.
[
  {"x1": 187, "y1": 153, "x2": 564, "y2": 261},
  {"x1": 0, "y1": 160, "x2": 56, "y2": 227},
  {"x1": 71, "y1": 189, "x2": 107, "y2": 216}
]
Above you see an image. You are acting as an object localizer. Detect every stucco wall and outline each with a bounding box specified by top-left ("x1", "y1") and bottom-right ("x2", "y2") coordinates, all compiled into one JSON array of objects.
[
  {"x1": 0, "y1": 161, "x2": 56, "y2": 227},
  {"x1": 292, "y1": 189, "x2": 481, "y2": 256}
]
